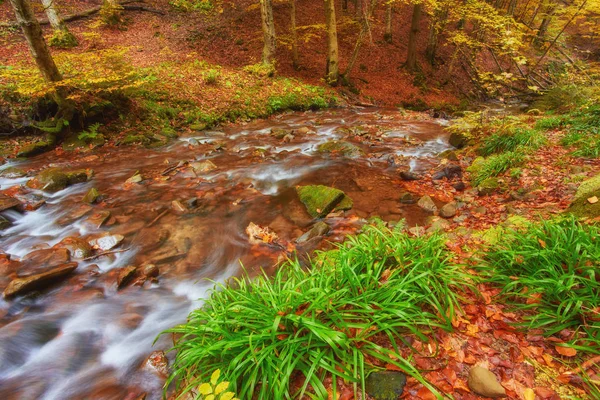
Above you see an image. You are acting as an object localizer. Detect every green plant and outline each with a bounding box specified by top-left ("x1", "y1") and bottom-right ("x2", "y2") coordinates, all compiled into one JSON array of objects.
[
  {"x1": 78, "y1": 123, "x2": 102, "y2": 141},
  {"x1": 479, "y1": 128, "x2": 546, "y2": 156},
  {"x1": 204, "y1": 69, "x2": 220, "y2": 85},
  {"x1": 469, "y1": 150, "x2": 525, "y2": 186},
  {"x1": 164, "y1": 221, "x2": 472, "y2": 399},
  {"x1": 482, "y1": 217, "x2": 600, "y2": 353},
  {"x1": 535, "y1": 116, "x2": 565, "y2": 131},
  {"x1": 170, "y1": 0, "x2": 213, "y2": 12}
]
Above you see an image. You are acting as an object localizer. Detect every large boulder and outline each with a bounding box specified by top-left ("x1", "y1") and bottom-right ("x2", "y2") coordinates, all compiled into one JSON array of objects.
[
  {"x1": 296, "y1": 185, "x2": 353, "y2": 218},
  {"x1": 317, "y1": 140, "x2": 364, "y2": 158},
  {"x1": 568, "y1": 174, "x2": 600, "y2": 218}
]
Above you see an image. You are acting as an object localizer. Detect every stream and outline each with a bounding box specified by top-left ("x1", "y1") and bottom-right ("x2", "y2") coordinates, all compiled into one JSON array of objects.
[{"x1": 0, "y1": 108, "x2": 452, "y2": 399}]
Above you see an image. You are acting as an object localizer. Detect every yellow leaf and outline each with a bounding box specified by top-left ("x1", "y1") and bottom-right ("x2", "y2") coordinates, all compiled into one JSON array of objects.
[
  {"x1": 205, "y1": 395, "x2": 215, "y2": 400},
  {"x1": 219, "y1": 392, "x2": 235, "y2": 400},
  {"x1": 523, "y1": 388, "x2": 535, "y2": 400},
  {"x1": 210, "y1": 369, "x2": 221, "y2": 386},
  {"x1": 214, "y1": 382, "x2": 230, "y2": 394},
  {"x1": 198, "y1": 383, "x2": 212, "y2": 395}
]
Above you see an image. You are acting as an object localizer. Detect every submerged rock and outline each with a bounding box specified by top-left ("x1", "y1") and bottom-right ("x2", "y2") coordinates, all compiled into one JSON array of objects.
[
  {"x1": 417, "y1": 195, "x2": 437, "y2": 213},
  {"x1": 117, "y1": 266, "x2": 137, "y2": 289},
  {"x1": 0, "y1": 215, "x2": 10, "y2": 230},
  {"x1": 190, "y1": 160, "x2": 217, "y2": 174},
  {"x1": 365, "y1": 371, "x2": 407, "y2": 400},
  {"x1": 568, "y1": 173, "x2": 600, "y2": 218},
  {"x1": 468, "y1": 366, "x2": 506, "y2": 398},
  {"x1": 296, "y1": 221, "x2": 330, "y2": 243},
  {"x1": 317, "y1": 140, "x2": 363, "y2": 158},
  {"x1": 20, "y1": 247, "x2": 71, "y2": 276},
  {"x1": 296, "y1": 185, "x2": 353, "y2": 218},
  {"x1": 65, "y1": 170, "x2": 90, "y2": 185},
  {"x1": 4, "y1": 263, "x2": 78, "y2": 298}
]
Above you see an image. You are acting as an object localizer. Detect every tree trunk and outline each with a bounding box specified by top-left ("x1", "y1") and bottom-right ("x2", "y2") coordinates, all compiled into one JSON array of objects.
[
  {"x1": 290, "y1": 0, "x2": 299, "y2": 69},
  {"x1": 42, "y1": 0, "x2": 77, "y2": 47},
  {"x1": 384, "y1": 2, "x2": 392, "y2": 43},
  {"x1": 425, "y1": 8, "x2": 448, "y2": 66},
  {"x1": 344, "y1": 0, "x2": 377, "y2": 79},
  {"x1": 405, "y1": 3, "x2": 423, "y2": 72},
  {"x1": 324, "y1": 0, "x2": 339, "y2": 85},
  {"x1": 8, "y1": 0, "x2": 63, "y2": 83},
  {"x1": 260, "y1": 0, "x2": 277, "y2": 66},
  {"x1": 536, "y1": 2, "x2": 558, "y2": 44}
]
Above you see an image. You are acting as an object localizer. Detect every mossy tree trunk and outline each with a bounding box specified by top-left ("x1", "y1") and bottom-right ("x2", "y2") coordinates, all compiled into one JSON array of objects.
[
  {"x1": 324, "y1": 0, "x2": 339, "y2": 85},
  {"x1": 406, "y1": 3, "x2": 423, "y2": 72},
  {"x1": 260, "y1": 0, "x2": 277, "y2": 67},
  {"x1": 425, "y1": 7, "x2": 448, "y2": 66},
  {"x1": 41, "y1": 0, "x2": 78, "y2": 47}
]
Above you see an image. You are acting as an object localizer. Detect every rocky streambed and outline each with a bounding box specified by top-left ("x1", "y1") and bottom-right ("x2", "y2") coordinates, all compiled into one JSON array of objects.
[{"x1": 0, "y1": 108, "x2": 456, "y2": 399}]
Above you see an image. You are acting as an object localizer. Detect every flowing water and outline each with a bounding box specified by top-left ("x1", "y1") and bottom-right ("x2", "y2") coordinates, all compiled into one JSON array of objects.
[{"x1": 0, "y1": 108, "x2": 452, "y2": 399}]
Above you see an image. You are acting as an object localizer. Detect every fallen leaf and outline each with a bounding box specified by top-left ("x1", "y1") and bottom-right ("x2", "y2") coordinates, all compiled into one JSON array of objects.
[
  {"x1": 587, "y1": 196, "x2": 599, "y2": 204},
  {"x1": 523, "y1": 388, "x2": 535, "y2": 400},
  {"x1": 555, "y1": 345, "x2": 577, "y2": 357}
]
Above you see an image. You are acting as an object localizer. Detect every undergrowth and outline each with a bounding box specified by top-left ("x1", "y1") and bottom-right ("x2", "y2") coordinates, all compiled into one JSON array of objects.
[
  {"x1": 163, "y1": 221, "x2": 472, "y2": 399},
  {"x1": 469, "y1": 150, "x2": 525, "y2": 186},
  {"x1": 479, "y1": 127, "x2": 546, "y2": 156},
  {"x1": 482, "y1": 217, "x2": 600, "y2": 354}
]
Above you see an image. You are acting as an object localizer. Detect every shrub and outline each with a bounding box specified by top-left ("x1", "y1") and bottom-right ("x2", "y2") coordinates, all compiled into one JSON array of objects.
[
  {"x1": 469, "y1": 150, "x2": 525, "y2": 186},
  {"x1": 163, "y1": 222, "x2": 472, "y2": 399},
  {"x1": 482, "y1": 217, "x2": 600, "y2": 353},
  {"x1": 203, "y1": 69, "x2": 220, "y2": 85}
]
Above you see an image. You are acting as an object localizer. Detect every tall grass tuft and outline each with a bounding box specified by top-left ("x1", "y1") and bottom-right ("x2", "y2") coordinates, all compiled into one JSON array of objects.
[
  {"x1": 163, "y1": 222, "x2": 472, "y2": 399},
  {"x1": 482, "y1": 217, "x2": 600, "y2": 353},
  {"x1": 470, "y1": 150, "x2": 525, "y2": 186},
  {"x1": 479, "y1": 128, "x2": 546, "y2": 156}
]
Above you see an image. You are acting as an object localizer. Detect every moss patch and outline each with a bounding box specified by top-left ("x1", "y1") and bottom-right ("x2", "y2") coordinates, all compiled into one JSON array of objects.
[
  {"x1": 567, "y1": 174, "x2": 600, "y2": 218},
  {"x1": 296, "y1": 185, "x2": 353, "y2": 218}
]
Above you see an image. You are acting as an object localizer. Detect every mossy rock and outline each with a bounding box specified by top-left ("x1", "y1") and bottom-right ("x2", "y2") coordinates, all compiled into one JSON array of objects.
[
  {"x1": 477, "y1": 177, "x2": 499, "y2": 196},
  {"x1": 17, "y1": 136, "x2": 56, "y2": 158},
  {"x1": 66, "y1": 170, "x2": 89, "y2": 185},
  {"x1": 317, "y1": 140, "x2": 363, "y2": 158},
  {"x1": 466, "y1": 157, "x2": 486, "y2": 174},
  {"x1": 296, "y1": 185, "x2": 353, "y2": 218},
  {"x1": 48, "y1": 30, "x2": 78, "y2": 48},
  {"x1": 366, "y1": 371, "x2": 406, "y2": 400},
  {"x1": 27, "y1": 168, "x2": 69, "y2": 192},
  {"x1": 567, "y1": 174, "x2": 600, "y2": 218},
  {"x1": 449, "y1": 131, "x2": 470, "y2": 149}
]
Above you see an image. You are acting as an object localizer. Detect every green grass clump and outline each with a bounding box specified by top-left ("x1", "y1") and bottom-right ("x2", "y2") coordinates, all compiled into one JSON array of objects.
[
  {"x1": 535, "y1": 116, "x2": 565, "y2": 131},
  {"x1": 164, "y1": 222, "x2": 472, "y2": 399},
  {"x1": 559, "y1": 104, "x2": 600, "y2": 158},
  {"x1": 482, "y1": 217, "x2": 600, "y2": 352},
  {"x1": 479, "y1": 128, "x2": 546, "y2": 156},
  {"x1": 470, "y1": 150, "x2": 525, "y2": 186}
]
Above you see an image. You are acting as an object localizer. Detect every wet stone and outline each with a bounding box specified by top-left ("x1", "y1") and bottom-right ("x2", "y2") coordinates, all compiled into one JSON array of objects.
[
  {"x1": 296, "y1": 221, "x2": 330, "y2": 243},
  {"x1": 86, "y1": 211, "x2": 111, "y2": 229},
  {"x1": 65, "y1": 170, "x2": 90, "y2": 185},
  {"x1": 296, "y1": 185, "x2": 353, "y2": 218},
  {"x1": 0, "y1": 215, "x2": 11, "y2": 230},
  {"x1": 125, "y1": 172, "x2": 143, "y2": 184},
  {"x1": 317, "y1": 140, "x2": 363, "y2": 158},
  {"x1": 440, "y1": 202, "x2": 458, "y2": 218},
  {"x1": 20, "y1": 247, "x2": 71, "y2": 276},
  {"x1": 117, "y1": 266, "x2": 137, "y2": 289},
  {"x1": 399, "y1": 192, "x2": 416, "y2": 204},
  {"x1": 0, "y1": 193, "x2": 21, "y2": 212},
  {"x1": 400, "y1": 170, "x2": 420, "y2": 181},
  {"x1": 190, "y1": 160, "x2": 217, "y2": 174},
  {"x1": 82, "y1": 188, "x2": 100, "y2": 204},
  {"x1": 57, "y1": 204, "x2": 93, "y2": 225},
  {"x1": 4, "y1": 263, "x2": 78, "y2": 298},
  {"x1": 26, "y1": 168, "x2": 69, "y2": 192},
  {"x1": 54, "y1": 237, "x2": 93, "y2": 259},
  {"x1": 417, "y1": 195, "x2": 437, "y2": 213},
  {"x1": 365, "y1": 371, "x2": 407, "y2": 400},
  {"x1": 144, "y1": 350, "x2": 169, "y2": 378},
  {"x1": 468, "y1": 366, "x2": 506, "y2": 398},
  {"x1": 89, "y1": 234, "x2": 124, "y2": 251},
  {"x1": 142, "y1": 264, "x2": 159, "y2": 278}
]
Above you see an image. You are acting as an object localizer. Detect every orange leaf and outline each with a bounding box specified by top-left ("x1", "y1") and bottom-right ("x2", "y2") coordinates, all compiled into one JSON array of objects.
[{"x1": 555, "y1": 345, "x2": 577, "y2": 357}]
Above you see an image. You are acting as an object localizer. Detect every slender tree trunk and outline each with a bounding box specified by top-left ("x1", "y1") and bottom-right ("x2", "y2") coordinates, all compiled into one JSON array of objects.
[
  {"x1": 9, "y1": 0, "x2": 63, "y2": 83},
  {"x1": 536, "y1": 2, "x2": 558, "y2": 44},
  {"x1": 260, "y1": 0, "x2": 277, "y2": 66},
  {"x1": 344, "y1": 0, "x2": 377, "y2": 79},
  {"x1": 425, "y1": 8, "x2": 448, "y2": 66},
  {"x1": 42, "y1": 0, "x2": 77, "y2": 47},
  {"x1": 384, "y1": 2, "x2": 392, "y2": 43},
  {"x1": 342, "y1": 0, "x2": 348, "y2": 12},
  {"x1": 290, "y1": 0, "x2": 299, "y2": 69},
  {"x1": 324, "y1": 0, "x2": 339, "y2": 85},
  {"x1": 355, "y1": 0, "x2": 362, "y2": 19},
  {"x1": 405, "y1": 3, "x2": 423, "y2": 72}
]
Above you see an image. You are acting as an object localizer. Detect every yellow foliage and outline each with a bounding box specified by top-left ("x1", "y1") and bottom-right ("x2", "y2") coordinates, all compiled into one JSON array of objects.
[{"x1": 194, "y1": 369, "x2": 239, "y2": 400}]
